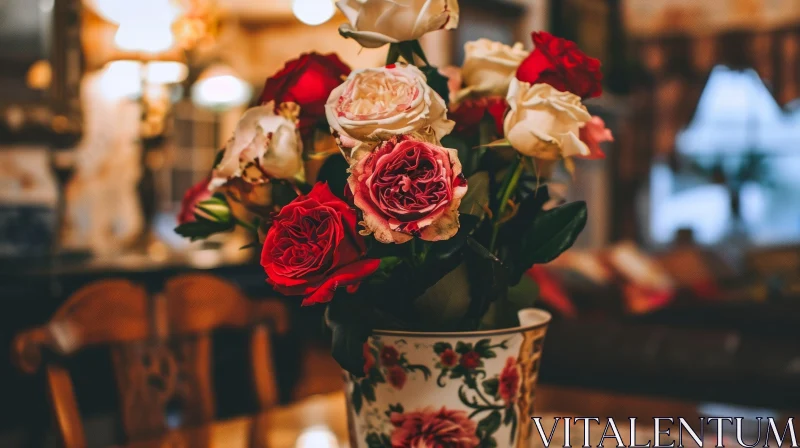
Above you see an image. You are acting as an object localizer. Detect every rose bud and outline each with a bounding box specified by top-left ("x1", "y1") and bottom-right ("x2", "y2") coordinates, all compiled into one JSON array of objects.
[
  {"x1": 516, "y1": 31, "x2": 603, "y2": 100},
  {"x1": 336, "y1": 0, "x2": 459, "y2": 49},
  {"x1": 259, "y1": 53, "x2": 351, "y2": 138},
  {"x1": 325, "y1": 63, "x2": 454, "y2": 161},
  {"x1": 261, "y1": 182, "x2": 380, "y2": 306},
  {"x1": 211, "y1": 103, "x2": 303, "y2": 189},
  {"x1": 347, "y1": 136, "x2": 468, "y2": 244},
  {"x1": 178, "y1": 178, "x2": 213, "y2": 225},
  {"x1": 579, "y1": 116, "x2": 613, "y2": 160},
  {"x1": 504, "y1": 79, "x2": 592, "y2": 160}
]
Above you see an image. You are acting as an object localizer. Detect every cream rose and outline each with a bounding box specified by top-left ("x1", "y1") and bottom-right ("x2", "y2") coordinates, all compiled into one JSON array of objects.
[
  {"x1": 457, "y1": 39, "x2": 528, "y2": 101},
  {"x1": 211, "y1": 103, "x2": 303, "y2": 188},
  {"x1": 503, "y1": 79, "x2": 592, "y2": 160},
  {"x1": 336, "y1": 0, "x2": 459, "y2": 49},
  {"x1": 325, "y1": 63, "x2": 454, "y2": 160}
]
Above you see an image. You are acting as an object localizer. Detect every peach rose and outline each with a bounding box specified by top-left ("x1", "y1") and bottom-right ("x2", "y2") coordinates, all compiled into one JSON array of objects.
[{"x1": 325, "y1": 63, "x2": 454, "y2": 161}]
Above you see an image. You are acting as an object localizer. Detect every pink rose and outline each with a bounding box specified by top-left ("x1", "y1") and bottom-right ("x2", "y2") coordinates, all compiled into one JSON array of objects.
[
  {"x1": 578, "y1": 116, "x2": 613, "y2": 160},
  {"x1": 178, "y1": 178, "x2": 213, "y2": 224},
  {"x1": 390, "y1": 407, "x2": 479, "y2": 448},
  {"x1": 348, "y1": 136, "x2": 468, "y2": 244}
]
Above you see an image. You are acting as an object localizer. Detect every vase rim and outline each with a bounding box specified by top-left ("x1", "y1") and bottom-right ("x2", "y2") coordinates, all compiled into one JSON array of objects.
[{"x1": 372, "y1": 308, "x2": 552, "y2": 338}]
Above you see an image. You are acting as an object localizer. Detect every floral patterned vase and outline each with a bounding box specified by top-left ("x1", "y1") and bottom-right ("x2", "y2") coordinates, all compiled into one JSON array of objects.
[{"x1": 344, "y1": 308, "x2": 551, "y2": 448}]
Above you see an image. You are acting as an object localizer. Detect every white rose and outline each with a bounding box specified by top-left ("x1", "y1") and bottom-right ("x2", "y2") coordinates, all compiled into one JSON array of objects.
[
  {"x1": 325, "y1": 63, "x2": 454, "y2": 160},
  {"x1": 336, "y1": 0, "x2": 459, "y2": 49},
  {"x1": 457, "y1": 39, "x2": 528, "y2": 101},
  {"x1": 211, "y1": 103, "x2": 303, "y2": 188},
  {"x1": 504, "y1": 79, "x2": 592, "y2": 160}
]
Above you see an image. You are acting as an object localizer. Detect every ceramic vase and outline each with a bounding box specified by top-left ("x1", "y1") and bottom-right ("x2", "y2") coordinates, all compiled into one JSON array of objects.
[{"x1": 344, "y1": 308, "x2": 551, "y2": 448}]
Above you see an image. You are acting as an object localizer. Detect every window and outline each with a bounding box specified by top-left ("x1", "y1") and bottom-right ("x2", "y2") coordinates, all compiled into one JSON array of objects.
[{"x1": 650, "y1": 66, "x2": 800, "y2": 246}]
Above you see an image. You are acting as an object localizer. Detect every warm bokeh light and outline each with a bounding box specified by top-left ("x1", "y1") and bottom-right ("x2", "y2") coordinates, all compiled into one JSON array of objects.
[
  {"x1": 114, "y1": 20, "x2": 176, "y2": 54},
  {"x1": 26, "y1": 60, "x2": 53, "y2": 91},
  {"x1": 98, "y1": 60, "x2": 143, "y2": 100},
  {"x1": 144, "y1": 61, "x2": 189, "y2": 84},
  {"x1": 191, "y1": 65, "x2": 252, "y2": 110},
  {"x1": 295, "y1": 425, "x2": 339, "y2": 448},
  {"x1": 85, "y1": 0, "x2": 181, "y2": 25},
  {"x1": 292, "y1": 0, "x2": 335, "y2": 26}
]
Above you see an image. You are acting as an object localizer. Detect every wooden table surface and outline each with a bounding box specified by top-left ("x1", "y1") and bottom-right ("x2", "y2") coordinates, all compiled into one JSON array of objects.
[{"x1": 122, "y1": 385, "x2": 719, "y2": 448}]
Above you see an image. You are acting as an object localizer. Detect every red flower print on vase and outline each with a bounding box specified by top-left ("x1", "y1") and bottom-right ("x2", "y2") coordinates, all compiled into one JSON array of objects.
[
  {"x1": 390, "y1": 407, "x2": 480, "y2": 448},
  {"x1": 387, "y1": 366, "x2": 407, "y2": 390},
  {"x1": 460, "y1": 351, "x2": 482, "y2": 370},
  {"x1": 380, "y1": 345, "x2": 400, "y2": 367},
  {"x1": 439, "y1": 348, "x2": 458, "y2": 368},
  {"x1": 499, "y1": 357, "x2": 521, "y2": 404},
  {"x1": 363, "y1": 342, "x2": 376, "y2": 376}
]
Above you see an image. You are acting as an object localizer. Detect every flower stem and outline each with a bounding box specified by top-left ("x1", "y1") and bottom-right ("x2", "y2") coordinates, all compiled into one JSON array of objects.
[
  {"x1": 489, "y1": 157, "x2": 524, "y2": 252},
  {"x1": 234, "y1": 217, "x2": 258, "y2": 234}
]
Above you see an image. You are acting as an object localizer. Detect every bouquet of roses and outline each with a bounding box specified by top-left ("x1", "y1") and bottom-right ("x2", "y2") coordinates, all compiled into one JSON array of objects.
[{"x1": 176, "y1": 0, "x2": 612, "y2": 377}]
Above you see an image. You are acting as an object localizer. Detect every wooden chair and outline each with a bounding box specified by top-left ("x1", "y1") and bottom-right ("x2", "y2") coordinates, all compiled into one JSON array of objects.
[{"x1": 12, "y1": 274, "x2": 289, "y2": 447}]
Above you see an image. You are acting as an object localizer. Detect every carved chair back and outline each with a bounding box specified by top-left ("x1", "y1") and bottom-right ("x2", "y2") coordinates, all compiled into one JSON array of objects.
[{"x1": 12, "y1": 274, "x2": 289, "y2": 447}]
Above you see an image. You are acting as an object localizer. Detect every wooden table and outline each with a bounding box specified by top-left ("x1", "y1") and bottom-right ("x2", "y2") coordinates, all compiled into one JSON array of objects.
[{"x1": 125, "y1": 393, "x2": 349, "y2": 448}]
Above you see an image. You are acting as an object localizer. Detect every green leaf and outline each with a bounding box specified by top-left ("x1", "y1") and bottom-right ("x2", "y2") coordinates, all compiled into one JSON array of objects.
[
  {"x1": 482, "y1": 378, "x2": 500, "y2": 397},
  {"x1": 381, "y1": 434, "x2": 392, "y2": 447},
  {"x1": 326, "y1": 305, "x2": 371, "y2": 378},
  {"x1": 406, "y1": 363, "x2": 432, "y2": 380},
  {"x1": 366, "y1": 432, "x2": 384, "y2": 448},
  {"x1": 420, "y1": 65, "x2": 450, "y2": 106},
  {"x1": 477, "y1": 411, "x2": 502, "y2": 438},
  {"x1": 351, "y1": 382, "x2": 363, "y2": 415},
  {"x1": 314, "y1": 154, "x2": 350, "y2": 200},
  {"x1": 386, "y1": 403, "x2": 404, "y2": 418},
  {"x1": 455, "y1": 341, "x2": 472, "y2": 355},
  {"x1": 409, "y1": 39, "x2": 430, "y2": 65},
  {"x1": 459, "y1": 172, "x2": 490, "y2": 220},
  {"x1": 396, "y1": 41, "x2": 417, "y2": 65},
  {"x1": 174, "y1": 220, "x2": 235, "y2": 242},
  {"x1": 412, "y1": 263, "x2": 473, "y2": 328},
  {"x1": 512, "y1": 201, "x2": 587, "y2": 282},
  {"x1": 450, "y1": 365, "x2": 466, "y2": 379},
  {"x1": 433, "y1": 342, "x2": 452, "y2": 355},
  {"x1": 480, "y1": 438, "x2": 498, "y2": 448},
  {"x1": 430, "y1": 214, "x2": 481, "y2": 261},
  {"x1": 474, "y1": 339, "x2": 491, "y2": 354},
  {"x1": 386, "y1": 43, "x2": 401, "y2": 65},
  {"x1": 361, "y1": 380, "x2": 376, "y2": 402}
]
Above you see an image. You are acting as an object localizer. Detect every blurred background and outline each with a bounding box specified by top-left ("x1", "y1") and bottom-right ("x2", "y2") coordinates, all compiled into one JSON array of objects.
[{"x1": 1, "y1": 0, "x2": 799, "y2": 446}]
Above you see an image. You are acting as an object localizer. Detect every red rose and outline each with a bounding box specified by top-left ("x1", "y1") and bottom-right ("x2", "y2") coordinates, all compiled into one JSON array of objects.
[
  {"x1": 380, "y1": 346, "x2": 400, "y2": 367},
  {"x1": 449, "y1": 96, "x2": 507, "y2": 138},
  {"x1": 439, "y1": 349, "x2": 458, "y2": 368},
  {"x1": 516, "y1": 31, "x2": 603, "y2": 99},
  {"x1": 498, "y1": 357, "x2": 521, "y2": 404},
  {"x1": 459, "y1": 351, "x2": 482, "y2": 370},
  {"x1": 261, "y1": 182, "x2": 380, "y2": 306},
  {"x1": 259, "y1": 53, "x2": 351, "y2": 138},
  {"x1": 363, "y1": 343, "x2": 376, "y2": 375},
  {"x1": 348, "y1": 136, "x2": 468, "y2": 244},
  {"x1": 390, "y1": 407, "x2": 479, "y2": 448},
  {"x1": 178, "y1": 178, "x2": 213, "y2": 224},
  {"x1": 387, "y1": 366, "x2": 407, "y2": 390}
]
